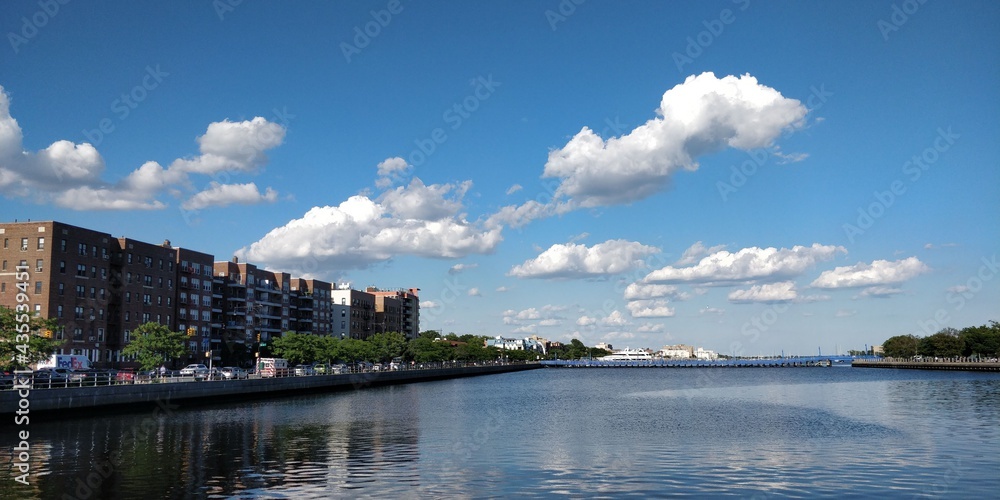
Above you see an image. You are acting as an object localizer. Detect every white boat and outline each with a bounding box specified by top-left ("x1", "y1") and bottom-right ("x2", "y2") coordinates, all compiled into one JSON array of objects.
[{"x1": 599, "y1": 348, "x2": 653, "y2": 361}]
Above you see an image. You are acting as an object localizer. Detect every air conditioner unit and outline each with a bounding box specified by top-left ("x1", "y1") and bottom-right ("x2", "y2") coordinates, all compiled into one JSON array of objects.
[
  {"x1": 36, "y1": 267, "x2": 43, "y2": 272},
  {"x1": 88, "y1": 336, "x2": 95, "y2": 341},
  {"x1": 21, "y1": 246, "x2": 28, "y2": 251},
  {"x1": 102, "y1": 255, "x2": 109, "y2": 260}
]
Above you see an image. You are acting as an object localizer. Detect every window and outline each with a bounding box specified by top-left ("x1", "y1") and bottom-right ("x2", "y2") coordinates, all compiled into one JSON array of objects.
[
  {"x1": 142, "y1": 313, "x2": 150, "y2": 323},
  {"x1": 2, "y1": 282, "x2": 6, "y2": 292},
  {"x1": 73, "y1": 328, "x2": 83, "y2": 341},
  {"x1": 57, "y1": 283, "x2": 64, "y2": 295},
  {"x1": 166, "y1": 297, "x2": 172, "y2": 306},
  {"x1": 78, "y1": 243, "x2": 87, "y2": 255},
  {"x1": 76, "y1": 264, "x2": 87, "y2": 277},
  {"x1": 91, "y1": 245, "x2": 97, "y2": 258},
  {"x1": 2, "y1": 238, "x2": 7, "y2": 248},
  {"x1": 97, "y1": 328, "x2": 105, "y2": 342},
  {"x1": 74, "y1": 306, "x2": 84, "y2": 319},
  {"x1": 60, "y1": 239, "x2": 66, "y2": 252},
  {"x1": 124, "y1": 330, "x2": 131, "y2": 343},
  {"x1": 157, "y1": 296, "x2": 162, "y2": 306},
  {"x1": 124, "y1": 312, "x2": 130, "y2": 322},
  {"x1": 1, "y1": 260, "x2": 5, "y2": 270},
  {"x1": 76, "y1": 285, "x2": 85, "y2": 298},
  {"x1": 57, "y1": 305, "x2": 63, "y2": 318},
  {"x1": 127, "y1": 253, "x2": 133, "y2": 264},
  {"x1": 125, "y1": 292, "x2": 131, "y2": 303},
  {"x1": 89, "y1": 287, "x2": 96, "y2": 298},
  {"x1": 98, "y1": 309, "x2": 104, "y2": 320},
  {"x1": 158, "y1": 259, "x2": 163, "y2": 270},
  {"x1": 158, "y1": 277, "x2": 163, "y2": 288},
  {"x1": 143, "y1": 294, "x2": 151, "y2": 305},
  {"x1": 37, "y1": 237, "x2": 44, "y2": 250},
  {"x1": 59, "y1": 261, "x2": 66, "y2": 274},
  {"x1": 91, "y1": 266, "x2": 97, "y2": 278},
  {"x1": 99, "y1": 288, "x2": 105, "y2": 300},
  {"x1": 342, "y1": 310, "x2": 346, "y2": 317},
  {"x1": 126, "y1": 272, "x2": 132, "y2": 284},
  {"x1": 144, "y1": 275, "x2": 152, "y2": 287},
  {"x1": 21, "y1": 238, "x2": 29, "y2": 250},
  {"x1": 36, "y1": 259, "x2": 43, "y2": 271},
  {"x1": 101, "y1": 268, "x2": 107, "y2": 280}
]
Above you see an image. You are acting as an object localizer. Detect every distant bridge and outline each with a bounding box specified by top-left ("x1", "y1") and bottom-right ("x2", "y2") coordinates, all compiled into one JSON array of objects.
[{"x1": 541, "y1": 355, "x2": 870, "y2": 368}]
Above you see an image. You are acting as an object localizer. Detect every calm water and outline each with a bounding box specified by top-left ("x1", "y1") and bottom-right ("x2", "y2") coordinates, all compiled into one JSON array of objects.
[{"x1": 2, "y1": 367, "x2": 998, "y2": 498}]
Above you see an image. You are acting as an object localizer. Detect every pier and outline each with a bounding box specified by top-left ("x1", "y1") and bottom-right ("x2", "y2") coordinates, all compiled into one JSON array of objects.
[
  {"x1": 541, "y1": 355, "x2": 858, "y2": 368},
  {"x1": 851, "y1": 359, "x2": 1000, "y2": 372}
]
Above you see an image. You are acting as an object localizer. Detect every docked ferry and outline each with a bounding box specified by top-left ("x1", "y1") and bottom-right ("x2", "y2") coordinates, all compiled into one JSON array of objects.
[{"x1": 599, "y1": 348, "x2": 654, "y2": 361}]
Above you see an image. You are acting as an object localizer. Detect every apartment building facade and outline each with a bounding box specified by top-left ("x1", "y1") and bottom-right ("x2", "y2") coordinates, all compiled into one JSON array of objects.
[{"x1": 2, "y1": 220, "x2": 419, "y2": 367}]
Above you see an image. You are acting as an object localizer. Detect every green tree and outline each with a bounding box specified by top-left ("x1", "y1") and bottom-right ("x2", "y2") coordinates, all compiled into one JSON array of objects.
[
  {"x1": 271, "y1": 332, "x2": 324, "y2": 365},
  {"x1": 407, "y1": 335, "x2": 451, "y2": 362},
  {"x1": 918, "y1": 328, "x2": 964, "y2": 358},
  {"x1": 122, "y1": 322, "x2": 189, "y2": 371},
  {"x1": 0, "y1": 306, "x2": 63, "y2": 370},
  {"x1": 565, "y1": 338, "x2": 588, "y2": 359},
  {"x1": 340, "y1": 338, "x2": 375, "y2": 363},
  {"x1": 960, "y1": 321, "x2": 1000, "y2": 358},
  {"x1": 882, "y1": 334, "x2": 920, "y2": 358},
  {"x1": 368, "y1": 331, "x2": 407, "y2": 362}
]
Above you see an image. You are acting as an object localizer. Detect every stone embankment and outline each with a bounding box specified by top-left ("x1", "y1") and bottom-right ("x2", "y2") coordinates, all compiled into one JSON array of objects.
[
  {"x1": 852, "y1": 359, "x2": 1000, "y2": 372},
  {"x1": 1, "y1": 363, "x2": 541, "y2": 416}
]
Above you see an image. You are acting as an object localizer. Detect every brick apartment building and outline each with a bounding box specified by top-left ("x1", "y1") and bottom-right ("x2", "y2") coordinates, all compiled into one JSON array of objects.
[{"x1": 0, "y1": 220, "x2": 419, "y2": 368}]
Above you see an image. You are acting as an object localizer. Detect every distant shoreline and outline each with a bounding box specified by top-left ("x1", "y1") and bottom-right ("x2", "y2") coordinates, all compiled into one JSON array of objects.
[{"x1": 851, "y1": 360, "x2": 1000, "y2": 372}]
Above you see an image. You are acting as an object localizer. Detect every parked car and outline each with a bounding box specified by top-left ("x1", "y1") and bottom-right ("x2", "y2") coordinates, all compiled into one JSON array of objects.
[
  {"x1": 180, "y1": 364, "x2": 210, "y2": 379},
  {"x1": 331, "y1": 364, "x2": 346, "y2": 374},
  {"x1": 116, "y1": 369, "x2": 138, "y2": 383},
  {"x1": 32, "y1": 368, "x2": 69, "y2": 387},
  {"x1": 312, "y1": 363, "x2": 329, "y2": 375},
  {"x1": 220, "y1": 367, "x2": 247, "y2": 380},
  {"x1": 293, "y1": 365, "x2": 314, "y2": 376},
  {"x1": 71, "y1": 369, "x2": 112, "y2": 384}
]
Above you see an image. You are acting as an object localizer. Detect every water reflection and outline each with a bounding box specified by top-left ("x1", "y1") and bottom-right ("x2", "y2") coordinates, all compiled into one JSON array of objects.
[{"x1": 1, "y1": 369, "x2": 998, "y2": 498}]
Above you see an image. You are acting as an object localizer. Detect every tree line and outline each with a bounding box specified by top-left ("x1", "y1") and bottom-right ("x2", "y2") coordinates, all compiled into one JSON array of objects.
[
  {"x1": 881, "y1": 321, "x2": 1000, "y2": 359},
  {"x1": 2, "y1": 305, "x2": 614, "y2": 371}
]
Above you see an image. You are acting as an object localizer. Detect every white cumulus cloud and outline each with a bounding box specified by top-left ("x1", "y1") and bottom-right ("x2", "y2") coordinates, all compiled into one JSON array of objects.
[
  {"x1": 727, "y1": 281, "x2": 798, "y2": 303},
  {"x1": 626, "y1": 300, "x2": 676, "y2": 318},
  {"x1": 488, "y1": 72, "x2": 807, "y2": 226},
  {"x1": 644, "y1": 243, "x2": 844, "y2": 285},
  {"x1": 239, "y1": 190, "x2": 502, "y2": 277},
  {"x1": 182, "y1": 182, "x2": 278, "y2": 210},
  {"x1": 810, "y1": 257, "x2": 929, "y2": 289},
  {"x1": 508, "y1": 239, "x2": 660, "y2": 279},
  {"x1": 623, "y1": 282, "x2": 689, "y2": 301},
  {"x1": 0, "y1": 86, "x2": 285, "y2": 210}
]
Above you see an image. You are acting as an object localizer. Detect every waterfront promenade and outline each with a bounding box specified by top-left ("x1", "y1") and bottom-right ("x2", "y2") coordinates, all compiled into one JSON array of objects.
[
  {"x1": 0, "y1": 362, "x2": 542, "y2": 415},
  {"x1": 852, "y1": 358, "x2": 1000, "y2": 372}
]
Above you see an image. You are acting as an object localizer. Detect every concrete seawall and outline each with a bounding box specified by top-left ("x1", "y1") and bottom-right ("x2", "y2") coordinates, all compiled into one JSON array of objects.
[
  {"x1": 2, "y1": 363, "x2": 542, "y2": 416},
  {"x1": 852, "y1": 360, "x2": 1000, "y2": 372}
]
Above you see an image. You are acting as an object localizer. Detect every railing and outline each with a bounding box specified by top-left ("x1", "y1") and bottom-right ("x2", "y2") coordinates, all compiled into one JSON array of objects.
[{"x1": 2, "y1": 361, "x2": 538, "y2": 390}]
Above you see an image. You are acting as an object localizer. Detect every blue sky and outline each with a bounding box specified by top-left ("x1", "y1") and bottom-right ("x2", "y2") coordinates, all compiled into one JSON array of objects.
[{"x1": 1, "y1": 1, "x2": 997, "y2": 355}]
